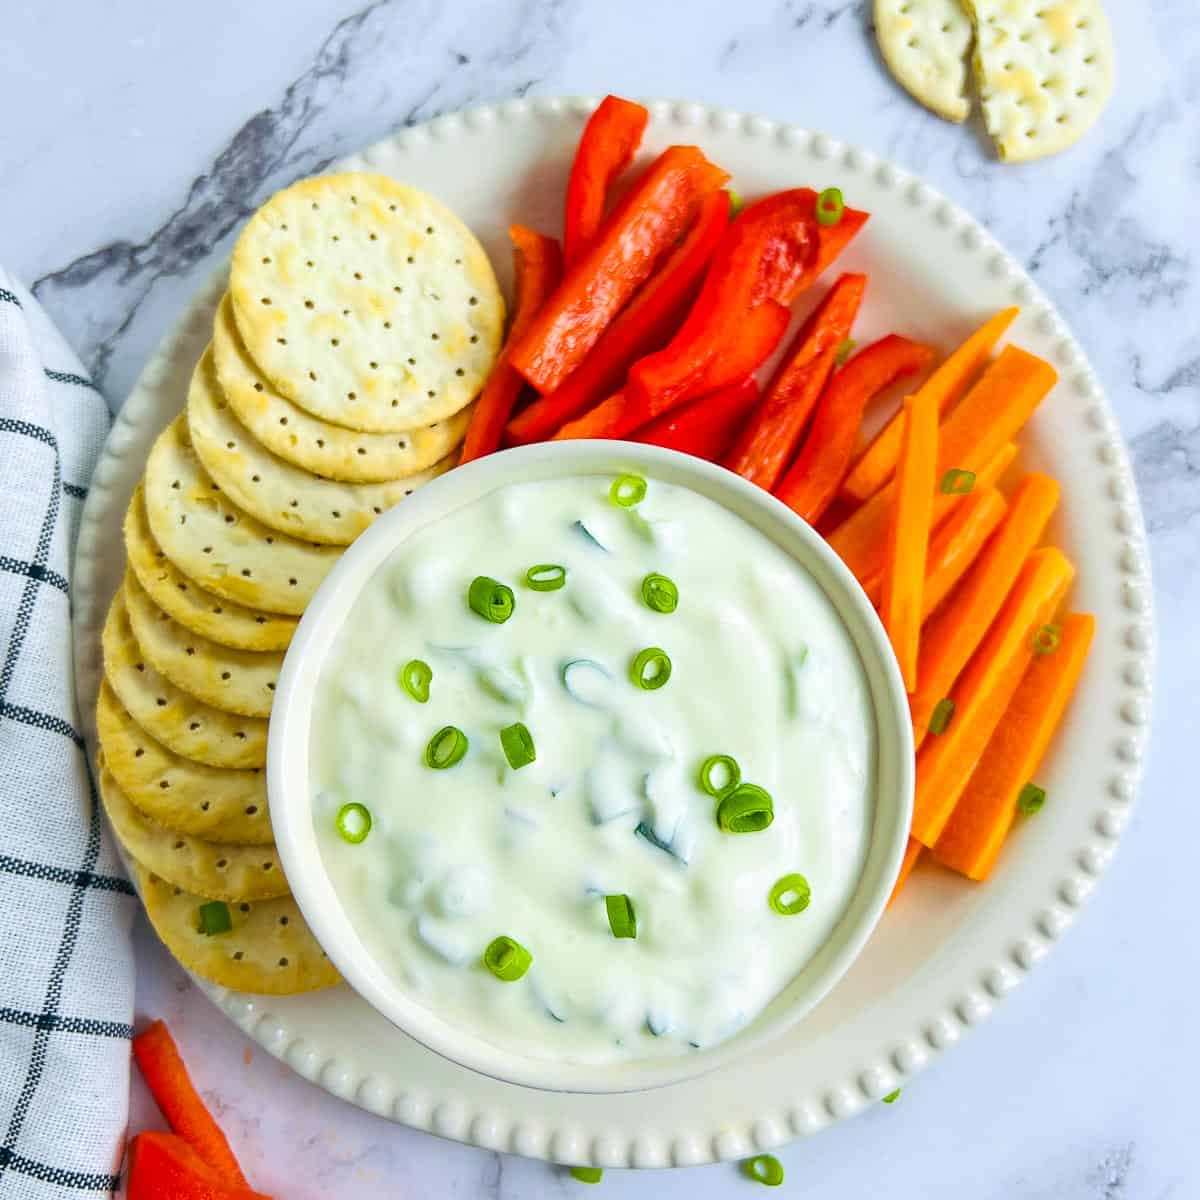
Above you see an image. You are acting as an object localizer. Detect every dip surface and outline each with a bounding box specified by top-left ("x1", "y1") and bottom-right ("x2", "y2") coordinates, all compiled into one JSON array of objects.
[{"x1": 311, "y1": 473, "x2": 875, "y2": 1063}]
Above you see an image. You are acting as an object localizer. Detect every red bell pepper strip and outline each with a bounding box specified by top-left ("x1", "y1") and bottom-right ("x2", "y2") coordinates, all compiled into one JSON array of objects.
[
  {"x1": 508, "y1": 145, "x2": 730, "y2": 394},
  {"x1": 563, "y1": 95, "x2": 649, "y2": 267},
  {"x1": 774, "y1": 334, "x2": 935, "y2": 526},
  {"x1": 625, "y1": 189, "x2": 868, "y2": 426},
  {"x1": 132, "y1": 1021, "x2": 247, "y2": 1188},
  {"x1": 126, "y1": 1133, "x2": 272, "y2": 1200},
  {"x1": 632, "y1": 376, "x2": 759, "y2": 459},
  {"x1": 506, "y1": 190, "x2": 730, "y2": 444},
  {"x1": 724, "y1": 272, "x2": 866, "y2": 490},
  {"x1": 459, "y1": 225, "x2": 562, "y2": 462}
]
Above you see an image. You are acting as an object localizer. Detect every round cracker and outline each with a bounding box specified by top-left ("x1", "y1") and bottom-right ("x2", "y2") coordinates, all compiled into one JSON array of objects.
[
  {"x1": 144, "y1": 414, "x2": 341, "y2": 616},
  {"x1": 229, "y1": 172, "x2": 504, "y2": 433},
  {"x1": 212, "y1": 292, "x2": 470, "y2": 483},
  {"x1": 97, "y1": 681, "x2": 272, "y2": 845},
  {"x1": 124, "y1": 570, "x2": 281, "y2": 720},
  {"x1": 103, "y1": 583, "x2": 268, "y2": 768},
  {"x1": 187, "y1": 347, "x2": 453, "y2": 546},
  {"x1": 124, "y1": 483, "x2": 296, "y2": 652},
  {"x1": 99, "y1": 768, "x2": 287, "y2": 902},
  {"x1": 875, "y1": 0, "x2": 973, "y2": 123},
  {"x1": 135, "y1": 862, "x2": 339, "y2": 995}
]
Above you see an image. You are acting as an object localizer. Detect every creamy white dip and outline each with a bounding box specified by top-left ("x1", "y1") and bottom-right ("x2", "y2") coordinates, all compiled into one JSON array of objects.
[{"x1": 311, "y1": 473, "x2": 874, "y2": 1063}]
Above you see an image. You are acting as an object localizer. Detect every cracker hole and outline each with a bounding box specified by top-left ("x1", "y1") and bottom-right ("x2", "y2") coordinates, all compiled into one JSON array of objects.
[
  {"x1": 261, "y1": 256, "x2": 271, "y2": 264},
  {"x1": 155, "y1": 696, "x2": 167, "y2": 707},
  {"x1": 332, "y1": 234, "x2": 340, "y2": 243},
  {"x1": 254, "y1": 616, "x2": 265, "y2": 624},
  {"x1": 468, "y1": 296, "x2": 478, "y2": 306},
  {"x1": 455, "y1": 368, "x2": 464, "y2": 377},
  {"x1": 289, "y1": 500, "x2": 298, "y2": 508},
  {"x1": 306, "y1": 259, "x2": 314, "y2": 268},
  {"x1": 311, "y1": 201, "x2": 319, "y2": 210},
  {"x1": 356, "y1": 447, "x2": 366, "y2": 455},
  {"x1": 393, "y1": 285, "x2": 403, "y2": 294},
  {"x1": 174, "y1": 840, "x2": 184, "y2": 849},
  {"x1": 185, "y1": 647, "x2": 195, "y2": 657},
  {"x1": 136, "y1": 663, "x2": 145, "y2": 673},
  {"x1": 240, "y1": 903, "x2": 250, "y2": 912},
  {"x1": 278, "y1": 957, "x2": 289, "y2": 967},
  {"x1": 431, "y1": 332, "x2": 440, "y2": 341},
  {"x1": 407, "y1": 356, "x2": 416, "y2": 365},
  {"x1": 204, "y1": 546, "x2": 213, "y2": 555},
  {"x1": 425, "y1": 225, "x2": 434, "y2": 235},
  {"x1": 246, "y1": 805, "x2": 258, "y2": 814},
  {"x1": 233, "y1": 951, "x2": 244, "y2": 961},
  {"x1": 217, "y1": 858, "x2": 228, "y2": 869},
  {"x1": 226, "y1": 440, "x2": 236, "y2": 449},
  {"x1": 253, "y1": 382, "x2": 264, "y2": 392},
  {"x1": 260, "y1": 297, "x2": 272, "y2": 306},
  {"x1": 276, "y1": 337, "x2": 287, "y2": 345},
  {"x1": 289, "y1": 578, "x2": 298, "y2": 586},
  {"x1": 369, "y1": 232, "x2": 377, "y2": 241},
  {"x1": 427, "y1": 390, "x2": 436, "y2": 398},
  {"x1": 384, "y1": 321, "x2": 392, "y2": 329},
  {"x1": 316, "y1": 439, "x2": 325, "y2": 448},
  {"x1": 331, "y1": 510, "x2": 341, "y2": 518},
  {"x1": 221, "y1": 671, "x2": 232, "y2": 680},
  {"x1": 200, "y1": 800, "x2": 210, "y2": 810},
  {"x1": 214, "y1": 605, "x2": 223, "y2": 614},
  {"x1": 397, "y1": 439, "x2": 408, "y2": 449},
  {"x1": 279, "y1": 916, "x2": 289, "y2": 926},
  {"x1": 159, "y1": 780, "x2": 169, "y2": 790},
  {"x1": 189, "y1": 722, "x2": 200, "y2": 731},
  {"x1": 347, "y1": 392, "x2": 357, "y2": 401},
  {"x1": 304, "y1": 299, "x2": 315, "y2": 309},
  {"x1": 263, "y1": 861, "x2": 274, "y2": 871},
  {"x1": 342, "y1": 308, "x2": 350, "y2": 316},
  {"x1": 470, "y1": 335, "x2": 479, "y2": 344},
  {"x1": 224, "y1": 515, "x2": 234, "y2": 525},
  {"x1": 235, "y1": 731, "x2": 246, "y2": 740},
  {"x1": 171, "y1": 479, "x2": 180, "y2": 489},
  {"x1": 372, "y1": 505, "x2": 382, "y2": 514},
  {"x1": 369, "y1": 361, "x2": 378, "y2": 370},
  {"x1": 252, "y1": 474, "x2": 261, "y2": 483},
  {"x1": 331, "y1": 337, "x2": 340, "y2": 347},
  {"x1": 353, "y1": 271, "x2": 363, "y2": 280},
  {"x1": 134, "y1": 748, "x2": 145, "y2": 758}
]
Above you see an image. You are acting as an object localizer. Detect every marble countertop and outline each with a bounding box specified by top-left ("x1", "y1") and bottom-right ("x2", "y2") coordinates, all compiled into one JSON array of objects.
[{"x1": 3, "y1": 2, "x2": 1197, "y2": 1196}]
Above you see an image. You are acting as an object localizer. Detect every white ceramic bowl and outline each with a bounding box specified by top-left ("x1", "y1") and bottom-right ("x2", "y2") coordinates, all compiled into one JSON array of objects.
[{"x1": 268, "y1": 441, "x2": 914, "y2": 1093}]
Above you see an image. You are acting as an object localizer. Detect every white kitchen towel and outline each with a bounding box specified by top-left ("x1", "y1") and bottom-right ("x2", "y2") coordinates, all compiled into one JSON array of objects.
[{"x1": 0, "y1": 271, "x2": 136, "y2": 1198}]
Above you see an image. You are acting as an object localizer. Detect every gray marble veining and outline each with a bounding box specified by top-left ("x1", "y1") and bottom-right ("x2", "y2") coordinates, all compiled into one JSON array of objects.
[{"x1": 4, "y1": 1, "x2": 1199, "y2": 1196}]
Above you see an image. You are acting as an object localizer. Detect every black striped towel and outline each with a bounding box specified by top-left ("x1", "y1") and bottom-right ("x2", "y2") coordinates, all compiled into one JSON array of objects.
[{"x1": 0, "y1": 272, "x2": 136, "y2": 1198}]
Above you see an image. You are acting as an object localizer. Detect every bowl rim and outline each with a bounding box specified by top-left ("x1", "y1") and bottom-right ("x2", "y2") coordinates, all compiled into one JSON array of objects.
[{"x1": 267, "y1": 440, "x2": 914, "y2": 1094}]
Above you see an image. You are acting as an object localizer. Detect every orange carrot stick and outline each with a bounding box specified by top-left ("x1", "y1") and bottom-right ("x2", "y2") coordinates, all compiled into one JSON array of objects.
[
  {"x1": 910, "y1": 472, "x2": 1060, "y2": 748},
  {"x1": 828, "y1": 345, "x2": 1056, "y2": 588},
  {"x1": 921, "y1": 486, "x2": 1008, "y2": 621},
  {"x1": 933, "y1": 612, "x2": 1095, "y2": 880},
  {"x1": 774, "y1": 334, "x2": 935, "y2": 526},
  {"x1": 887, "y1": 836, "x2": 924, "y2": 909},
  {"x1": 132, "y1": 1020, "x2": 247, "y2": 1188},
  {"x1": 880, "y1": 389, "x2": 939, "y2": 690},
  {"x1": 859, "y1": 442, "x2": 1017, "y2": 607},
  {"x1": 840, "y1": 306, "x2": 1019, "y2": 503},
  {"x1": 460, "y1": 226, "x2": 563, "y2": 462},
  {"x1": 910, "y1": 546, "x2": 1075, "y2": 846}
]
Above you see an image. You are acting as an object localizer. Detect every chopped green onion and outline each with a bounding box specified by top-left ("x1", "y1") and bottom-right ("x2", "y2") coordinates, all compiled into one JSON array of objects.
[
  {"x1": 940, "y1": 468, "x2": 977, "y2": 495},
  {"x1": 742, "y1": 1155, "x2": 785, "y2": 1187},
  {"x1": 197, "y1": 900, "x2": 232, "y2": 936},
  {"x1": 728, "y1": 188, "x2": 744, "y2": 217},
  {"x1": 816, "y1": 186, "x2": 845, "y2": 227},
  {"x1": 483, "y1": 935, "x2": 531, "y2": 981},
  {"x1": 768, "y1": 872, "x2": 811, "y2": 915},
  {"x1": 640, "y1": 572, "x2": 679, "y2": 614},
  {"x1": 605, "y1": 893, "x2": 637, "y2": 939},
  {"x1": 424, "y1": 725, "x2": 469, "y2": 769},
  {"x1": 467, "y1": 575, "x2": 515, "y2": 623},
  {"x1": 882, "y1": 1089, "x2": 901, "y2": 1104},
  {"x1": 834, "y1": 338, "x2": 856, "y2": 366},
  {"x1": 569, "y1": 1166, "x2": 603, "y2": 1184},
  {"x1": 698, "y1": 753, "x2": 741, "y2": 799},
  {"x1": 716, "y1": 783, "x2": 774, "y2": 833},
  {"x1": 1032, "y1": 623, "x2": 1061, "y2": 655},
  {"x1": 399, "y1": 658, "x2": 432, "y2": 703},
  {"x1": 335, "y1": 801, "x2": 373, "y2": 843},
  {"x1": 928, "y1": 697, "x2": 955, "y2": 736},
  {"x1": 609, "y1": 473, "x2": 647, "y2": 507},
  {"x1": 500, "y1": 721, "x2": 536, "y2": 770},
  {"x1": 1017, "y1": 782, "x2": 1046, "y2": 815},
  {"x1": 525, "y1": 563, "x2": 567, "y2": 591},
  {"x1": 630, "y1": 646, "x2": 672, "y2": 690}
]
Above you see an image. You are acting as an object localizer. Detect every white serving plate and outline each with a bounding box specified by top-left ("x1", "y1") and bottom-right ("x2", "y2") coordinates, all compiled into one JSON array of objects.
[{"x1": 71, "y1": 97, "x2": 1154, "y2": 1169}]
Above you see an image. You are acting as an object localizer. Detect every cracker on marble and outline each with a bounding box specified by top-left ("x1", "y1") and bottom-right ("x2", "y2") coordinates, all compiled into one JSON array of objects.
[{"x1": 229, "y1": 173, "x2": 503, "y2": 433}]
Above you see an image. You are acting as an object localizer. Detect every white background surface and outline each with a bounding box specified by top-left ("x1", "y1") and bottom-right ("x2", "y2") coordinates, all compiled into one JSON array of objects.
[{"x1": 2, "y1": 2, "x2": 1197, "y2": 1196}]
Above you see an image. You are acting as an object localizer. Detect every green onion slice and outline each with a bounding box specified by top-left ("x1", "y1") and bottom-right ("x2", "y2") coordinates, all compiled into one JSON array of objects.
[
  {"x1": 1017, "y1": 782, "x2": 1046, "y2": 815},
  {"x1": 630, "y1": 646, "x2": 672, "y2": 690},
  {"x1": 605, "y1": 893, "x2": 637, "y2": 939},
  {"x1": 569, "y1": 1166, "x2": 604, "y2": 1184},
  {"x1": 928, "y1": 697, "x2": 955, "y2": 736},
  {"x1": 882, "y1": 1089, "x2": 901, "y2": 1104},
  {"x1": 525, "y1": 563, "x2": 567, "y2": 591},
  {"x1": 640, "y1": 572, "x2": 679, "y2": 614},
  {"x1": 728, "y1": 188, "x2": 744, "y2": 217},
  {"x1": 335, "y1": 801, "x2": 373, "y2": 843},
  {"x1": 816, "y1": 187, "x2": 845, "y2": 227},
  {"x1": 768, "y1": 873, "x2": 811, "y2": 915},
  {"x1": 425, "y1": 725, "x2": 469, "y2": 769},
  {"x1": 1032, "y1": 623, "x2": 1061, "y2": 655},
  {"x1": 698, "y1": 753, "x2": 741, "y2": 799},
  {"x1": 197, "y1": 900, "x2": 232, "y2": 936},
  {"x1": 609, "y1": 473, "x2": 647, "y2": 507},
  {"x1": 400, "y1": 658, "x2": 432, "y2": 703},
  {"x1": 742, "y1": 1155, "x2": 785, "y2": 1187},
  {"x1": 467, "y1": 575, "x2": 515, "y2": 623},
  {"x1": 500, "y1": 721, "x2": 537, "y2": 770},
  {"x1": 940, "y1": 468, "x2": 977, "y2": 495},
  {"x1": 717, "y1": 783, "x2": 774, "y2": 833},
  {"x1": 483, "y1": 935, "x2": 531, "y2": 981},
  {"x1": 834, "y1": 338, "x2": 856, "y2": 366}
]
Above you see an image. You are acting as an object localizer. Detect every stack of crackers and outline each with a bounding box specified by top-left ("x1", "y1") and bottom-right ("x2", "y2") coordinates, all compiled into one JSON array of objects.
[{"x1": 96, "y1": 173, "x2": 505, "y2": 994}]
